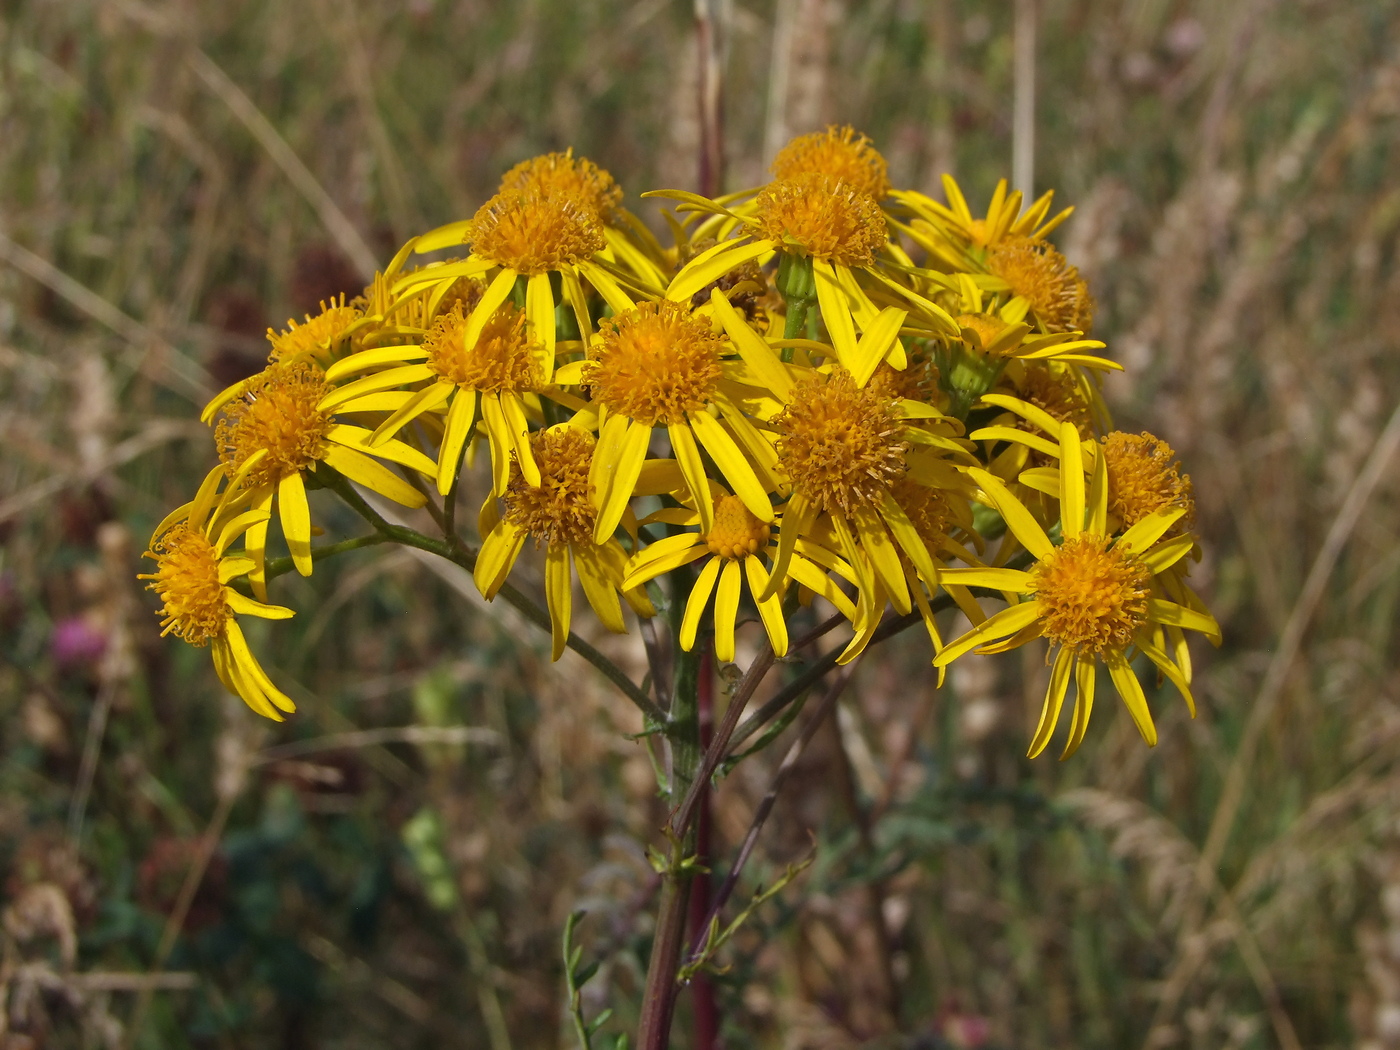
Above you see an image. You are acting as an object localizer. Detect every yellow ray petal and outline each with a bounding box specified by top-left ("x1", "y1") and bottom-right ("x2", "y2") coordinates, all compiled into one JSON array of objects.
[
  {"x1": 936, "y1": 567, "x2": 1035, "y2": 592},
  {"x1": 970, "y1": 425, "x2": 1060, "y2": 459},
  {"x1": 1145, "y1": 598, "x2": 1219, "y2": 638},
  {"x1": 1058, "y1": 421, "x2": 1085, "y2": 538},
  {"x1": 689, "y1": 410, "x2": 772, "y2": 523},
  {"x1": 713, "y1": 559, "x2": 743, "y2": 663},
  {"x1": 318, "y1": 363, "x2": 435, "y2": 413},
  {"x1": 278, "y1": 473, "x2": 313, "y2": 577},
  {"x1": 1028, "y1": 646, "x2": 1075, "y2": 758},
  {"x1": 320, "y1": 445, "x2": 428, "y2": 508},
  {"x1": 526, "y1": 271, "x2": 557, "y2": 381},
  {"x1": 1105, "y1": 649, "x2": 1156, "y2": 746},
  {"x1": 745, "y1": 557, "x2": 789, "y2": 657},
  {"x1": 710, "y1": 288, "x2": 794, "y2": 398},
  {"x1": 933, "y1": 600, "x2": 1042, "y2": 666},
  {"x1": 680, "y1": 556, "x2": 722, "y2": 652},
  {"x1": 764, "y1": 490, "x2": 815, "y2": 602},
  {"x1": 968, "y1": 468, "x2": 1053, "y2": 559},
  {"x1": 1141, "y1": 533, "x2": 1194, "y2": 575},
  {"x1": 224, "y1": 619, "x2": 296, "y2": 715},
  {"x1": 1061, "y1": 657, "x2": 1097, "y2": 760},
  {"x1": 474, "y1": 520, "x2": 527, "y2": 599},
  {"x1": 577, "y1": 261, "x2": 636, "y2": 316},
  {"x1": 327, "y1": 424, "x2": 438, "y2": 475},
  {"x1": 1137, "y1": 637, "x2": 1196, "y2": 717},
  {"x1": 544, "y1": 542, "x2": 573, "y2": 662},
  {"x1": 366, "y1": 382, "x2": 453, "y2": 447},
  {"x1": 1118, "y1": 507, "x2": 1186, "y2": 555},
  {"x1": 667, "y1": 239, "x2": 772, "y2": 303},
  {"x1": 501, "y1": 391, "x2": 540, "y2": 487},
  {"x1": 462, "y1": 267, "x2": 519, "y2": 356},
  {"x1": 436, "y1": 388, "x2": 478, "y2": 495},
  {"x1": 593, "y1": 420, "x2": 652, "y2": 543},
  {"x1": 852, "y1": 503, "x2": 910, "y2": 614},
  {"x1": 669, "y1": 422, "x2": 713, "y2": 534},
  {"x1": 225, "y1": 590, "x2": 295, "y2": 621},
  {"x1": 480, "y1": 392, "x2": 515, "y2": 496},
  {"x1": 215, "y1": 507, "x2": 274, "y2": 557},
  {"x1": 624, "y1": 535, "x2": 708, "y2": 589},
  {"x1": 878, "y1": 488, "x2": 939, "y2": 587},
  {"x1": 850, "y1": 306, "x2": 907, "y2": 388},
  {"x1": 324, "y1": 345, "x2": 427, "y2": 384},
  {"x1": 575, "y1": 544, "x2": 626, "y2": 634},
  {"x1": 211, "y1": 636, "x2": 280, "y2": 720},
  {"x1": 812, "y1": 258, "x2": 858, "y2": 370}
]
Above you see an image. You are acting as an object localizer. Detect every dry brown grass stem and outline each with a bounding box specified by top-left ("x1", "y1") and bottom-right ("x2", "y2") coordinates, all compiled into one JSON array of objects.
[
  {"x1": 0, "y1": 232, "x2": 211, "y2": 401},
  {"x1": 186, "y1": 48, "x2": 380, "y2": 281},
  {"x1": 1065, "y1": 789, "x2": 1302, "y2": 1050}
]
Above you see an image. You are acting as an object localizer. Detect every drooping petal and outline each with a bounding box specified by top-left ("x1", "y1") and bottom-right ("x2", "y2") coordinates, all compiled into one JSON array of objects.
[
  {"x1": 1058, "y1": 421, "x2": 1085, "y2": 539},
  {"x1": 1027, "y1": 646, "x2": 1076, "y2": 758},
  {"x1": 689, "y1": 411, "x2": 772, "y2": 523},
  {"x1": 1105, "y1": 649, "x2": 1156, "y2": 746},
  {"x1": 680, "y1": 556, "x2": 723, "y2": 652},
  {"x1": 669, "y1": 423, "x2": 713, "y2": 534},
  {"x1": 437, "y1": 388, "x2": 479, "y2": 495},
  {"x1": 593, "y1": 420, "x2": 651, "y2": 543},
  {"x1": 278, "y1": 473, "x2": 313, "y2": 577},
  {"x1": 544, "y1": 542, "x2": 573, "y2": 662},
  {"x1": 713, "y1": 559, "x2": 743, "y2": 663},
  {"x1": 1061, "y1": 657, "x2": 1098, "y2": 760},
  {"x1": 933, "y1": 600, "x2": 1043, "y2": 666},
  {"x1": 745, "y1": 557, "x2": 789, "y2": 657},
  {"x1": 575, "y1": 544, "x2": 626, "y2": 634},
  {"x1": 474, "y1": 520, "x2": 527, "y2": 599},
  {"x1": 967, "y1": 468, "x2": 1054, "y2": 559},
  {"x1": 526, "y1": 271, "x2": 556, "y2": 381}
]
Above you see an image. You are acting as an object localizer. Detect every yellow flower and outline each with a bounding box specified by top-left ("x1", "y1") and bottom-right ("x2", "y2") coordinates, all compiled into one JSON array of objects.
[
  {"x1": 771, "y1": 126, "x2": 892, "y2": 200},
  {"x1": 763, "y1": 367, "x2": 972, "y2": 639},
  {"x1": 936, "y1": 423, "x2": 1219, "y2": 759},
  {"x1": 986, "y1": 236, "x2": 1095, "y2": 334},
  {"x1": 207, "y1": 359, "x2": 435, "y2": 595},
  {"x1": 1102, "y1": 431, "x2": 1195, "y2": 535},
  {"x1": 318, "y1": 300, "x2": 549, "y2": 498},
  {"x1": 399, "y1": 153, "x2": 658, "y2": 390},
  {"x1": 556, "y1": 297, "x2": 778, "y2": 541},
  {"x1": 498, "y1": 149, "x2": 623, "y2": 225},
  {"x1": 139, "y1": 484, "x2": 295, "y2": 721},
  {"x1": 892, "y1": 174, "x2": 1074, "y2": 259},
  {"x1": 472, "y1": 425, "x2": 653, "y2": 661}
]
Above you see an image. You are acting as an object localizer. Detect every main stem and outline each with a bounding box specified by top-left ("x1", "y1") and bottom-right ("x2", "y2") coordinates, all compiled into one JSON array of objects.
[{"x1": 638, "y1": 646, "x2": 703, "y2": 1050}]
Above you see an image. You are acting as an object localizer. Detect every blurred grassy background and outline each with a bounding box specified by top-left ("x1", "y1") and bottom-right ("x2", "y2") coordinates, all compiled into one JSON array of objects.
[{"x1": 3, "y1": 0, "x2": 1400, "y2": 1047}]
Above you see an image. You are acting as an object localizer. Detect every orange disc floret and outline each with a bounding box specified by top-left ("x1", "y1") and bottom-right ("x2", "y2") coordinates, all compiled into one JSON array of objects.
[
  {"x1": 215, "y1": 360, "x2": 332, "y2": 487},
  {"x1": 1102, "y1": 431, "x2": 1195, "y2": 532},
  {"x1": 583, "y1": 300, "x2": 724, "y2": 427},
  {"x1": 755, "y1": 174, "x2": 887, "y2": 267},
  {"x1": 1031, "y1": 533, "x2": 1151, "y2": 657},
  {"x1": 140, "y1": 523, "x2": 228, "y2": 646},
  {"x1": 424, "y1": 301, "x2": 542, "y2": 393},
  {"x1": 468, "y1": 190, "x2": 606, "y2": 275},
  {"x1": 504, "y1": 427, "x2": 598, "y2": 546},
  {"x1": 772, "y1": 125, "x2": 891, "y2": 200},
  {"x1": 704, "y1": 495, "x2": 771, "y2": 560},
  {"x1": 498, "y1": 150, "x2": 623, "y2": 224},
  {"x1": 775, "y1": 369, "x2": 908, "y2": 514},
  {"x1": 986, "y1": 236, "x2": 1095, "y2": 334}
]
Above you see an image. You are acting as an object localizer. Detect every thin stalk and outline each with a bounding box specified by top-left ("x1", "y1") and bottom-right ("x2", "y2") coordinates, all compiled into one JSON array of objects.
[
  {"x1": 638, "y1": 646, "x2": 703, "y2": 1050},
  {"x1": 263, "y1": 533, "x2": 390, "y2": 582},
  {"x1": 688, "y1": 648, "x2": 719, "y2": 1050}
]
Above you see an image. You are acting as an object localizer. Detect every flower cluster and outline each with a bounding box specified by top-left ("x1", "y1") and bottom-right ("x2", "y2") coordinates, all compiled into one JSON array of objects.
[{"x1": 144, "y1": 129, "x2": 1218, "y2": 757}]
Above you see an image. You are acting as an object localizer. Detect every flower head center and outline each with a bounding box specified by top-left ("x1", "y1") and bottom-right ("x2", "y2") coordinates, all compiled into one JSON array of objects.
[
  {"x1": 498, "y1": 150, "x2": 622, "y2": 224},
  {"x1": 468, "y1": 190, "x2": 605, "y2": 275},
  {"x1": 1103, "y1": 431, "x2": 1194, "y2": 532},
  {"x1": 1031, "y1": 534, "x2": 1150, "y2": 656},
  {"x1": 216, "y1": 360, "x2": 332, "y2": 486},
  {"x1": 268, "y1": 296, "x2": 361, "y2": 362},
  {"x1": 583, "y1": 301, "x2": 723, "y2": 426},
  {"x1": 424, "y1": 301, "x2": 542, "y2": 393},
  {"x1": 705, "y1": 495, "x2": 771, "y2": 560},
  {"x1": 771, "y1": 126, "x2": 891, "y2": 200},
  {"x1": 504, "y1": 427, "x2": 597, "y2": 546},
  {"x1": 987, "y1": 236, "x2": 1095, "y2": 334},
  {"x1": 140, "y1": 524, "x2": 227, "y2": 646},
  {"x1": 755, "y1": 174, "x2": 887, "y2": 267},
  {"x1": 775, "y1": 370, "x2": 908, "y2": 514}
]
